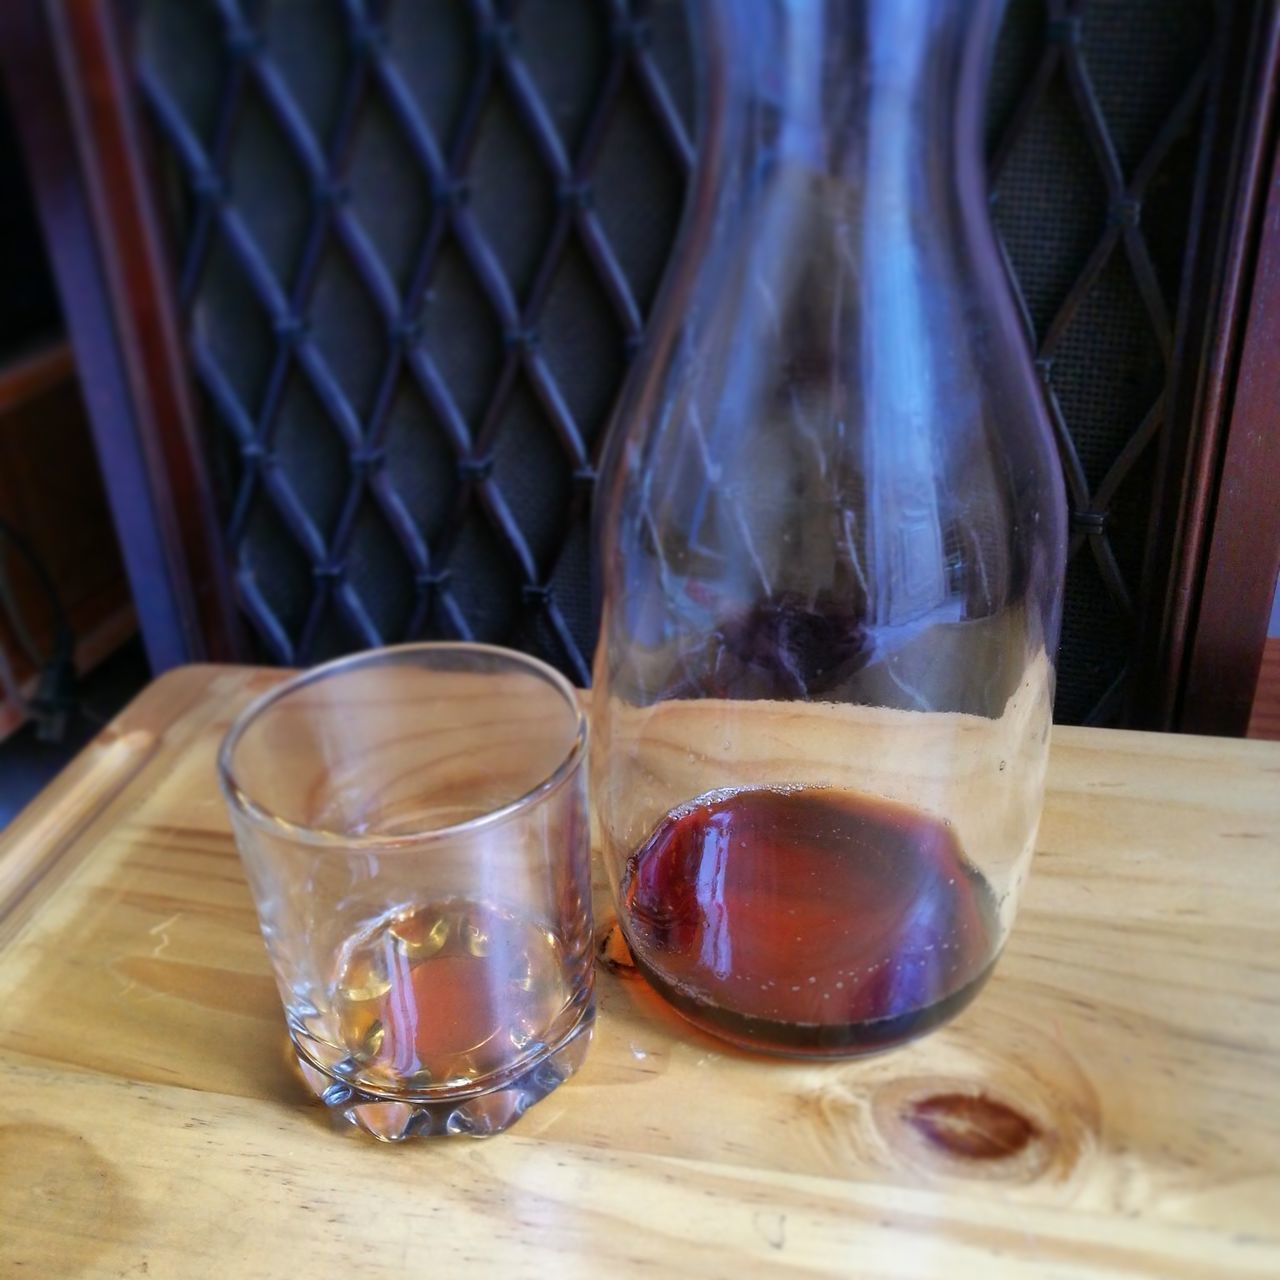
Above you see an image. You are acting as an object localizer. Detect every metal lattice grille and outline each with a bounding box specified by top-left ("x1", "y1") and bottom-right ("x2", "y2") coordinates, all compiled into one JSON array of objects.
[
  {"x1": 988, "y1": 0, "x2": 1221, "y2": 724},
  {"x1": 139, "y1": 0, "x2": 1223, "y2": 723},
  {"x1": 140, "y1": 0, "x2": 693, "y2": 683}
]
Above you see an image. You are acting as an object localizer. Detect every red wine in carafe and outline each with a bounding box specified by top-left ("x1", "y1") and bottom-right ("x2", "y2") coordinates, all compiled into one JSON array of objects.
[{"x1": 620, "y1": 786, "x2": 1000, "y2": 1055}]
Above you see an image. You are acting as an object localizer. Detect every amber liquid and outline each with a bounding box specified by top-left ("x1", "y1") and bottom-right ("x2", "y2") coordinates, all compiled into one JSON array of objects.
[
  {"x1": 621, "y1": 786, "x2": 1001, "y2": 1055},
  {"x1": 330, "y1": 900, "x2": 575, "y2": 1092}
]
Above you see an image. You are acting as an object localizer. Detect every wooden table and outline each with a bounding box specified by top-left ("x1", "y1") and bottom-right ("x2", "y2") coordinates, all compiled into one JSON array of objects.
[{"x1": 1, "y1": 666, "x2": 1278, "y2": 1278}]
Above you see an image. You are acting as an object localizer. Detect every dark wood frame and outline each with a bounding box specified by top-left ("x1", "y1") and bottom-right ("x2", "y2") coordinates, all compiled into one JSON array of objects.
[
  {"x1": 0, "y1": 0, "x2": 237, "y2": 671},
  {"x1": 1135, "y1": 0, "x2": 1280, "y2": 734},
  {"x1": 1179, "y1": 124, "x2": 1280, "y2": 737},
  {"x1": 2, "y1": 0, "x2": 1277, "y2": 730}
]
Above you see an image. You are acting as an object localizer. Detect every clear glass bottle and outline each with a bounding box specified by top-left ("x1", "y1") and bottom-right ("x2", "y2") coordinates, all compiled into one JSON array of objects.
[{"x1": 591, "y1": 0, "x2": 1066, "y2": 1056}]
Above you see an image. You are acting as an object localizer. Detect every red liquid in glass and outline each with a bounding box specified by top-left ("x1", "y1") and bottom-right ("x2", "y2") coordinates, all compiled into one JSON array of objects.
[{"x1": 621, "y1": 786, "x2": 1000, "y2": 1055}]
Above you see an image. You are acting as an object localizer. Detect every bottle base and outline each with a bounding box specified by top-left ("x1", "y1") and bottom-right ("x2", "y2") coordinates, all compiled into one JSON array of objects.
[{"x1": 628, "y1": 948, "x2": 997, "y2": 1059}]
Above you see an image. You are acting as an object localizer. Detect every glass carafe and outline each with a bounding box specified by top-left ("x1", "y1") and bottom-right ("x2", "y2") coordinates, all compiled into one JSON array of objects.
[{"x1": 591, "y1": 0, "x2": 1066, "y2": 1056}]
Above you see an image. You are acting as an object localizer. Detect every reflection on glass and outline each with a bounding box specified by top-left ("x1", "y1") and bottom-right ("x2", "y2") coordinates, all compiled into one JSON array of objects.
[{"x1": 592, "y1": 0, "x2": 1066, "y2": 1056}]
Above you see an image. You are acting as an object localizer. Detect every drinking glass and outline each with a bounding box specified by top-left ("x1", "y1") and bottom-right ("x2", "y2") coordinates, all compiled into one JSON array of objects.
[{"x1": 219, "y1": 643, "x2": 593, "y2": 1140}]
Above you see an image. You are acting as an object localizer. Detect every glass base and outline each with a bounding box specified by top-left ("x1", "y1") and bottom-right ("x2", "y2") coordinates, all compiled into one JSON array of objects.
[{"x1": 291, "y1": 1002, "x2": 594, "y2": 1141}]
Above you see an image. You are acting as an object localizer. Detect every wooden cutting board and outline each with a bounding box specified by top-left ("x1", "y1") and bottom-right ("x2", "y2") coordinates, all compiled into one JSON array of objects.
[{"x1": 1, "y1": 665, "x2": 1278, "y2": 1278}]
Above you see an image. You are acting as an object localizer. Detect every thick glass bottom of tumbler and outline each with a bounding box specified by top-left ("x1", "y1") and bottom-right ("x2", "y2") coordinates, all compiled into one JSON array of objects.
[{"x1": 291, "y1": 1003, "x2": 594, "y2": 1141}]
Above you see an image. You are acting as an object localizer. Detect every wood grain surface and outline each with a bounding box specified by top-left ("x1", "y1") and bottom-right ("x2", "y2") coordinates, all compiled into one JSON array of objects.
[{"x1": 1, "y1": 665, "x2": 1278, "y2": 1278}]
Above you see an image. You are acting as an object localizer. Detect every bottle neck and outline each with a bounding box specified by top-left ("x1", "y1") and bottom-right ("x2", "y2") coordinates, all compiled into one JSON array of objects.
[
  {"x1": 693, "y1": 0, "x2": 1000, "y2": 205},
  {"x1": 653, "y1": 0, "x2": 1020, "y2": 636}
]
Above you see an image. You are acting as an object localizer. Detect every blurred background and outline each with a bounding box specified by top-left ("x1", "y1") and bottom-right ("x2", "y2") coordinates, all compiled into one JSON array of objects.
[{"x1": 0, "y1": 0, "x2": 1277, "y2": 825}]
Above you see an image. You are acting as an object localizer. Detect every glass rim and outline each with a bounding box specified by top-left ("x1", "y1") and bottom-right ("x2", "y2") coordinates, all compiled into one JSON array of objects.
[{"x1": 217, "y1": 641, "x2": 587, "y2": 851}]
